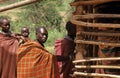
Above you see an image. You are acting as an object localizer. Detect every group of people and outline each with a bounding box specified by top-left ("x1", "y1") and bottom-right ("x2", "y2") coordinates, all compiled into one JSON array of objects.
[{"x1": 0, "y1": 17, "x2": 76, "y2": 78}]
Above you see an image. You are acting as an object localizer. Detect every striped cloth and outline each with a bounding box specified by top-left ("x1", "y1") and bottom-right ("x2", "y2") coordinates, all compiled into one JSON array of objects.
[
  {"x1": 17, "y1": 40, "x2": 60, "y2": 78},
  {"x1": 0, "y1": 33, "x2": 19, "y2": 78}
]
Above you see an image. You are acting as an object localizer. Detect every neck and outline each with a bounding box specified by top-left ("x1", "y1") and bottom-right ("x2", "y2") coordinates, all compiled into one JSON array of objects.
[
  {"x1": 65, "y1": 35, "x2": 75, "y2": 41},
  {"x1": 2, "y1": 30, "x2": 10, "y2": 33},
  {"x1": 0, "y1": 30, "x2": 11, "y2": 35},
  {"x1": 35, "y1": 40, "x2": 44, "y2": 47}
]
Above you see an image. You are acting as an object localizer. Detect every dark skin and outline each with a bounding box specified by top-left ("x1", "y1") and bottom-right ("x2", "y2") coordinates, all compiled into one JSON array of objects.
[
  {"x1": 35, "y1": 27, "x2": 48, "y2": 47},
  {"x1": 66, "y1": 21, "x2": 76, "y2": 40},
  {"x1": 21, "y1": 27, "x2": 29, "y2": 38},
  {"x1": 14, "y1": 27, "x2": 30, "y2": 43},
  {"x1": 0, "y1": 18, "x2": 10, "y2": 33}
]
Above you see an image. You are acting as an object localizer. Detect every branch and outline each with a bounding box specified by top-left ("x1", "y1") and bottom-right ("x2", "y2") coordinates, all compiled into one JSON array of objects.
[{"x1": 0, "y1": 0, "x2": 40, "y2": 12}]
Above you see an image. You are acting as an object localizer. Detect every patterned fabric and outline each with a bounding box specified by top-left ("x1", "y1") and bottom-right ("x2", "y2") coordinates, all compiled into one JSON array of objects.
[
  {"x1": 55, "y1": 37, "x2": 75, "y2": 78},
  {"x1": 0, "y1": 33, "x2": 19, "y2": 78},
  {"x1": 17, "y1": 40, "x2": 60, "y2": 78},
  {"x1": 96, "y1": 47, "x2": 120, "y2": 75}
]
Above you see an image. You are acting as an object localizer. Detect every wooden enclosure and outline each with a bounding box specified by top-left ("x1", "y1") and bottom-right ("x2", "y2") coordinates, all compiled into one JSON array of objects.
[
  {"x1": 0, "y1": 0, "x2": 120, "y2": 78},
  {"x1": 70, "y1": 0, "x2": 120, "y2": 78}
]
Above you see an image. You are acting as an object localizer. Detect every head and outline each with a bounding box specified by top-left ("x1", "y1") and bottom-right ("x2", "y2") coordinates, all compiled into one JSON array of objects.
[
  {"x1": 21, "y1": 27, "x2": 29, "y2": 38},
  {"x1": 0, "y1": 18, "x2": 10, "y2": 33},
  {"x1": 66, "y1": 21, "x2": 76, "y2": 39},
  {"x1": 35, "y1": 26, "x2": 48, "y2": 44}
]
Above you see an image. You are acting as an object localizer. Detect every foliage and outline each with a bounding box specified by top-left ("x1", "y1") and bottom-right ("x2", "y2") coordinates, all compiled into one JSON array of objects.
[
  {"x1": 22, "y1": 1, "x2": 62, "y2": 31},
  {"x1": 45, "y1": 27, "x2": 66, "y2": 53},
  {"x1": 0, "y1": 0, "x2": 74, "y2": 52}
]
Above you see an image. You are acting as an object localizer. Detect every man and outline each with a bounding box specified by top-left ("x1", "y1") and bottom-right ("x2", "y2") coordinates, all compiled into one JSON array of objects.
[
  {"x1": 55, "y1": 21, "x2": 76, "y2": 78},
  {"x1": 0, "y1": 18, "x2": 19, "y2": 78},
  {"x1": 34, "y1": 26, "x2": 48, "y2": 47},
  {"x1": 17, "y1": 27, "x2": 30, "y2": 44},
  {"x1": 17, "y1": 26, "x2": 60, "y2": 78},
  {"x1": 21, "y1": 27, "x2": 30, "y2": 38}
]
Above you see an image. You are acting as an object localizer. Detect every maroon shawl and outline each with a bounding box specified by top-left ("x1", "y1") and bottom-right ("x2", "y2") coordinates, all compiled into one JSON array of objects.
[
  {"x1": 0, "y1": 33, "x2": 18, "y2": 78},
  {"x1": 17, "y1": 40, "x2": 60, "y2": 78},
  {"x1": 55, "y1": 38, "x2": 75, "y2": 78}
]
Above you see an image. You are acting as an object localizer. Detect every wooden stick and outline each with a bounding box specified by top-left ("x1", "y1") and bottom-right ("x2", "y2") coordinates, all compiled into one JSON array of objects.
[
  {"x1": 73, "y1": 57, "x2": 120, "y2": 63},
  {"x1": 74, "y1": 72, "x2": 120, "y2": 78},
  {"x1": 77, "y1": 31, "x2": 120, "y2": 37},
  {"x1": 75, "y1": 39, "x2": 120, "y2": 47},
  {"x1": 73, "y1": 14, "x2": 120, "y2": 19},
  {"x1": 70, "y1": 0, "x2": 119, "y2": 6},
  {"x1": 0, "y1": 0, "x2": 39, "y2": 12},
  {"x1": 70, "y1": 14, "x2": 120, "y2": 28},
  {"x1": 75, "y1": 65, "x2": 120, "y2": 69}
]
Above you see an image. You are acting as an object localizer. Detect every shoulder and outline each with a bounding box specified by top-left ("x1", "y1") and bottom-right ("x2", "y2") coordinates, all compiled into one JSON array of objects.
[{"x1": 18, "y1": 40, "x2": 53, "y2": 57}]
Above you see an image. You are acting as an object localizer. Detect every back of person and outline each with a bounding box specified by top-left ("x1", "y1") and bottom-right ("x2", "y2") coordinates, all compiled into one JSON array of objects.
[
  {"x1": 55, "y1": 38, "x2": 75, "y2": 78},
  {"x1": 54, "y1": 21, "x2": 76, "y2": 78}
]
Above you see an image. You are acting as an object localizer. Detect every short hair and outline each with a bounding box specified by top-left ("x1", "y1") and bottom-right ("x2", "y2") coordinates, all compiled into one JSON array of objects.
[
  {"x1": 0, "y1": 18, "x2": 9, "y2": 26},
  {"x1": 35, "y1": 26, "x2": 47, "y2": 34},
  {"x1": 21, "y1": 26, "x2": 29, "y2": 31},
  {"x1": 65, "y1": 21, "x2": 76, "y2": 31}
]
